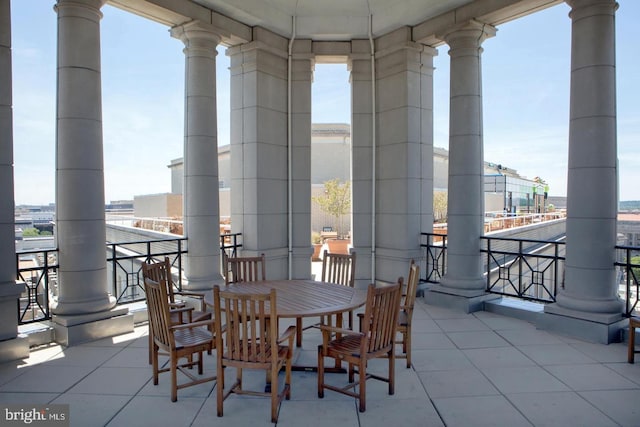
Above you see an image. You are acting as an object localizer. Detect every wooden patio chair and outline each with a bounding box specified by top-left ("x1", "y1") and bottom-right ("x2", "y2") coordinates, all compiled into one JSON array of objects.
[
  {"x1": 143, "y1": 276, "x2": 216, "y2": 402},
  {"x1": 397, "y1": 260, "x2": 420, "y2": 368},
  {"x1": 212, "y1": 285, "x2": 296, "y2": 423},
  {"x1": 317, "y1": 280, "x2": 402, "y2": 412},
  {"x1": 142, "y1": 257, "x2": 212, "y2": 364},
  {"x1": 628, "y1": 316, "x2": 640, "y2": 363},
  {"x1": 224, "y1": 253, "x2": 266, "y2": 285},
  {"x1": 297, "y1": 249, "x2": 356, "y2": 347},
  {"x1": 358, "y1": 260, "x2": 419, "y2": 368},
  {"x1": 320, "y1": 249, "x2": 357, "y2": 328}
]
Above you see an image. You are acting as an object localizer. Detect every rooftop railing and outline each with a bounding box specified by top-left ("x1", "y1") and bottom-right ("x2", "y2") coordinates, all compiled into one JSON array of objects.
[
  {"x1": 421, "y1": 232, "x2": 639, "y2": 317},
  {"x1": 16, "y1": 232, "x2": 243, "y2": 325}
]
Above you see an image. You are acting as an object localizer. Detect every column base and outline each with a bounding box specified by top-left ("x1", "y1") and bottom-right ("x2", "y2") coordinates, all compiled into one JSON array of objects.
[
  {"x1": 425, "y1": 285, "x2": 500, "y2": 313},
  {"x1": 0, "y1": 334, "x2": 29, "y2": 363},
  {"x1": 52, "y1": 307, "x2": 133, "y2": 346},
  {"x1": 541, "y1": 303, "x2": 626, "y2": 344}
]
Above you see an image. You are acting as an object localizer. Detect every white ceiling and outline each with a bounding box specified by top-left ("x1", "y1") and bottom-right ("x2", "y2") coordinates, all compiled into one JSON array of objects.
[{"x1": 192, "y1": 0, "x2": 475, "y2": 40}]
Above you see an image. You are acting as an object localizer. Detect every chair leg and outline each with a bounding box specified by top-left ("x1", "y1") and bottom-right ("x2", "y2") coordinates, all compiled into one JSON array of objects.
[
  {"x1": 317, "y1": 345, "x2": 325, "y2": 398},
  {"x1": 271, "y1": 365, "x2": 279, "y2": 423},
  {"x1": 629, "y1": 322, "x2": 636, "y2": 364},
  {"x1": 216, "y1": 360, "x2": 224, "y2": 417},
  {"x1": 152, "y1": 344, "x2": 159, "y2": 385},
  {"x1": 358, "y1": 361, "x2": 367, "y2": 412},
  {"x1": 389, "y1": 350, "x2": 395, "y2": 396},
  {"x1": 148, "y1": 327, "x2": 153, "y2": 365},
  {"x1": 285, "y1": 353, "x2": 292, "y2": 400},
  {"x1": 171, "y1": 356, "x2": 178, "y2": 402},
  {"x1": 405, "y1": 327, "x2": 412, "y2": 369}
]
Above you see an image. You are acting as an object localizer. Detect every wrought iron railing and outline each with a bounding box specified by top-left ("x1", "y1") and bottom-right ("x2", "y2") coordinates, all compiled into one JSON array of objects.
[
  {"x1": 421, "y1": 232, "x2": 639, "y2": 316},
  {"x1": 615, "y1": 245, "x2": 640, "y2": 316},
  {"x1": 16, "y1": 249, "x2": 58, "y2": 324},
  {"x1": 106, "y1": 237, "x2": 188, "y2": 304},
  {"x1": 481, "y1": 235, "x2": 565, "y2": 303},
  {"x1": 16, "y1": 232, "x2": 244, "y2": 324}
]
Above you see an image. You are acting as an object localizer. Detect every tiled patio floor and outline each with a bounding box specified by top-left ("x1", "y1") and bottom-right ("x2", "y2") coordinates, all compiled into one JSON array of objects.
[{"x1": 1, "y1": 299, "x2": 640, "y2": 426}]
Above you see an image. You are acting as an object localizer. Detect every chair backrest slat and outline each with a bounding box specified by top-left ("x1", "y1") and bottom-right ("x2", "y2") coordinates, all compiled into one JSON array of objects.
[
  {"x1": 403, "y1": 260, "x2": 420, "y2": 321},
  {"x1": 144, "y1": 276, "x2": 174, "y2": 350},
  {"x1": 142, "y1": 257, "x2": 178, "y2": 303},
  {"x1": 321, "y1": 250, "x2": 356, "y2": 288},
  {"x1": 225, "y1": 254, "x2": 267, "y2": 285},
  {"x1": 360, "y1": 280, "x2": 402, "y2": 355},
  {"x1": 214, "y1": 286, "x2": 277, "y2": 365}
]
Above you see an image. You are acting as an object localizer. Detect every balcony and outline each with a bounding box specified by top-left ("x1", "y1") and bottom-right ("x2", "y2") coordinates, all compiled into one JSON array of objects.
[{"x1": 1, "y1": 298, "x2": 638, "y2": 426}]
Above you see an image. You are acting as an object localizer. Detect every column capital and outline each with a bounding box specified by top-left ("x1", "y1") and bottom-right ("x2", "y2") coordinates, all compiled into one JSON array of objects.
[
  {"x1": 54, "y1": 0, "x2": 106, "y2": 19},
  {"x1": 438, "y1": 20, "x2": 496, "y2": 50},
  {"x1": 566, "y1": 0, "x2": 618, "y2": 20},
  {"x1": 171, "y1": 21, "x2": 224, "y2": 52}
]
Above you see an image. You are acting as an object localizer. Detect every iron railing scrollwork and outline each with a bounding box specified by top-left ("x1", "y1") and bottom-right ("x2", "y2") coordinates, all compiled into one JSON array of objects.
[
  {"x1": 16, "y1": 233, "x2": 244, "y2": 325},
  {"x1": 421, "y1": 232, "x2": 639, "y2": 316}
]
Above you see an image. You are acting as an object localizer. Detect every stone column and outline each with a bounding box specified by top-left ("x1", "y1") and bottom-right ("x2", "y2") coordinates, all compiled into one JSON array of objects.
[
  {"x1": 52, "y1": 0, "x2": 132, "y2": 345},
  {"x1": 228, "y1": 28, "x2": 289, "y2": 279},
  {"x1": 427, "y1": 21, "x2": 495, "y2": 310},
  {"x1": 370, "y1": 28, "x2": 437, "y2": 285},
  {"x1": 349, "y1": 40, "x2": 374, "y2": 287},
  {"x1": 171, "y1": 22, "x2": 224, "y2": 290},
  {"x1": 0, "y1": 0, "x2": 28, "y2": 362},
  {"x1": 543, "y1": 0, "x2": 624, "y2": 343},
  {"x1": 288, "y1": 40, "x2": 314, "y2": 279}
]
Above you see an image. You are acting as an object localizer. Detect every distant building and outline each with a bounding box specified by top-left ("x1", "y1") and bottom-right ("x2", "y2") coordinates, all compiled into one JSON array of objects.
[{"x1": 135, "y1": 123, "x2": 547, "y2": 231}]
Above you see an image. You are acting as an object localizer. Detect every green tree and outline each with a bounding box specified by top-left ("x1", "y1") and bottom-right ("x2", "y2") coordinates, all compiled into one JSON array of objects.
[
  {"x1": 312, "y1": 179, "x2": 351, "y2": 237},
  {"x1": 433, "y1": 191, "x2": 448, "y2": 223},
  {"x1": 22, "y1": 228, "x2": 40, "y2": 237}
]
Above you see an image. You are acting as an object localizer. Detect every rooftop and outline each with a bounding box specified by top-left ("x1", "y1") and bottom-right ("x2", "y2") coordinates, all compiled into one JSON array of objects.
[{"x1": 2, "y1": 299, "x2": 638, "y2": 426}]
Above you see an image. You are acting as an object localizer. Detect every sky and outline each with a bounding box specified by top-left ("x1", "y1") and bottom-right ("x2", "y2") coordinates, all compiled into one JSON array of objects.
[{"x1": 9, "y1": 1, "x2": 640, "y2": 205}]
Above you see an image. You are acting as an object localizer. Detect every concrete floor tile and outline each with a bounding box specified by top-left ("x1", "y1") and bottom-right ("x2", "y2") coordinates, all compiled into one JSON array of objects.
[
  {"x1": 463, "y1": 346, "x2": 535, "y2": 369},
  {"x1": 0, "y1": 365, "x2": 95, "y2": 393},
  {"x1": 52, "y1": 393, "x2": 132, "y2": 427},
  {"x1": 481, "y1": 366, "x2": 570, "y2": 393},
  {"x1": 506, "y1": 391, "x2": 619, "y2": 427},
  {"x1": 545, "y1": 363, "x2": 639, "y2": 391},
  {"x1": 411, "y1": 349, "x2": 474, "y2": 372},
  {"x1": 419, "y1": 368, "x2": 500, "y2": 398},
  {"x1": 106, "y1": 395, "x2": 206, "y2": 427},
  {"x1": 433, "y1": 395, "x2": 533, "y2": 427},
  {"x1": 580, "y1": 389, "x2": 640, "y2": 427},
  {"x1": 516, "y1": 344, "x2": 597, "y2": 365},
  {"x1": 67, "y1": 366, "x2": 153, "y2": 395},
  {"x1": 447, "y1": 330, "x2": 511, "y2": 349}
]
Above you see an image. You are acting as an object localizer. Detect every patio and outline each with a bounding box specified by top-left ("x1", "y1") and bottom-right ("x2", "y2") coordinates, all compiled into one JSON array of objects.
[{"x1": 2, "y1": 298, "x2": 639, "y2": 427}]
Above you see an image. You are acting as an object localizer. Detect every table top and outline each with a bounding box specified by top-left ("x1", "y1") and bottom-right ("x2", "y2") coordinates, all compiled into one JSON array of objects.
[{"x1": 203, "y1": 279, "x2": 367, "y2": 319}]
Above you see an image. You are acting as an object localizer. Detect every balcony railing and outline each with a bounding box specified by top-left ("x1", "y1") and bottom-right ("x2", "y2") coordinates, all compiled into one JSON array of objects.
[
  {"x1": 16, "y1": 249, "x2": 58, "y2": 324},
  {"x1": 421, "y1": 232, "x2": 639, "y2": 316},
  {"x1": 16, "y1": 232, "x2": 243, "y2": 325}
]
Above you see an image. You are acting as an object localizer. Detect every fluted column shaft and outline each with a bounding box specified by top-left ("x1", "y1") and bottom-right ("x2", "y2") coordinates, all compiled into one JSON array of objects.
[
  {"x1": 553, "y1": 0, "x2": 622, "y2": 316},
  {"x1": 438, "y1": 21, "x2": 495, "y2": 296},
  {"x1": 53, "y1": 0, "x2": 114, "y2": 315},
  {"x1": 171, "y1": 22, "x2": 223, "y2": 289}
]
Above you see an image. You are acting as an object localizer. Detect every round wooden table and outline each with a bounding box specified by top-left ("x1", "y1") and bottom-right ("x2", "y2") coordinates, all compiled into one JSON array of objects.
[
  {"x1": 203, "y1": 279, "x2": 367, "y2": 374},
  {"x1": 203, "y1": 279, "x2": 367, "y2": 319}
]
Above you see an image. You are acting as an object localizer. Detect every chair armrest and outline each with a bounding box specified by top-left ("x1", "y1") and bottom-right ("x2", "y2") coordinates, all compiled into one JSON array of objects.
[
  {"x1": 169, "y1": 306, "x2": 194, "y2": 324},
  {"x1": 318, "y1": 324, "x2": 363, "y2": 337},
  {"x1": 169, "y1": 302, "x2": 186, "y2": 309},
  {"x1": 174, "y1": 291, "x2": 207, "y2": 311},
  {"x1": 277, "y1": 325, "x2": 297, "y2": 346},
  {"x1": 174, "y1": 290, "x2": 204, "y2": 299},
  {"x1": 169, "y1": 318, "x2": 215, "y2": 332}
]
